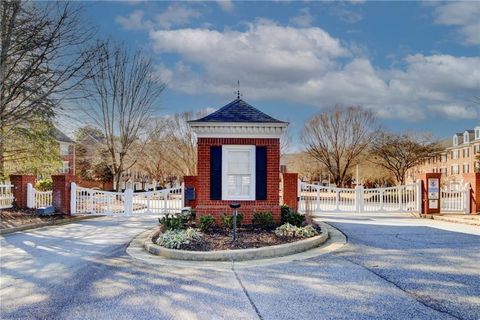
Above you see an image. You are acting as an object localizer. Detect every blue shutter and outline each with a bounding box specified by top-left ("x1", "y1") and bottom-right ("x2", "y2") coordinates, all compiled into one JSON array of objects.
[
  {"x1": 210, "y1": 146, "x2": 222, "y2": 200},
  {"x1": 256, "y1": 146, "x2": 267, "y2": 200}
]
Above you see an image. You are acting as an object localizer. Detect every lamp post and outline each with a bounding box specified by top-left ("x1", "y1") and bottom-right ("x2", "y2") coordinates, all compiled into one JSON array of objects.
[{"x1": 229, "y1": 203, "x2": 240, "y2": 242}]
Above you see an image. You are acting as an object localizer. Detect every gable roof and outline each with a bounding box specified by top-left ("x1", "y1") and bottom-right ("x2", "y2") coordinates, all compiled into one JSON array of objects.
[
  {"x1": 50, "y1": 127, "x2": 74, "y2": 143},
  {"x1": 189, "y1": 98, "x2": 286, "y2": 124}
]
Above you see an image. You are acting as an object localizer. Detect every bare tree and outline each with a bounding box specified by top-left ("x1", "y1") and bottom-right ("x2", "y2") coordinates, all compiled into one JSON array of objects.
[
  {"x1": 301, "y1": 105, "x2": 379, "y2": 187},
  {"x1": 0, "y1": 1, "x2": 96, "y2": 178},
  {"x1": 82, "y1": 43, "x2": 166, "y2": 190},
  {"x1": 369, "y1": 132, "x2": 440, "y2": 185}
]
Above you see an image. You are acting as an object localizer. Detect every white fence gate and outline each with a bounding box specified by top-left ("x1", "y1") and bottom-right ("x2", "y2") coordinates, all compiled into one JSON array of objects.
[
  {"x1": 71, "y1": 182, "x2": 185, "y2": 216},
  {"x1": 27, "y1": 183, "x2": 53, "y2": 208},
  {"x1": 299, "y1": 181, "x2": 421, "y2": 214},
  {"x1": 441, "y1": 183, "x2": 470, "y2": 214},
  {"x1": 0, "y1": 184, "x2": 14, "y2": 209}
]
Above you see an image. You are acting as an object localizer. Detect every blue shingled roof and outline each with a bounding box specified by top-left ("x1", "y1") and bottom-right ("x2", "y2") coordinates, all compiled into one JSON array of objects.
[{"x1": 189, "y1": 98, "x2": 286, "y2": 123}]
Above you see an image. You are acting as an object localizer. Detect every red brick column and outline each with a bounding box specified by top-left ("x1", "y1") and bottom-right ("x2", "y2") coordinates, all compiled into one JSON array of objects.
[
  {"x1": 416, "y1": 173, "x2": 442, "y2": 214},
  {"x1": 463, "y1": 173, "x2": 480, "y2": 214},
  {"x1": 282, "y1": 173, "x2": 299, "y2": 212},
  {"x1": 52, "y1": 175, "x2": 76, "y2": 214},
  {"x1": 183, "y1": 176, "x2": 198, "y2": 209},
  {"x1": 10, "y1": 175, "x2": 36, "y2": 208}
]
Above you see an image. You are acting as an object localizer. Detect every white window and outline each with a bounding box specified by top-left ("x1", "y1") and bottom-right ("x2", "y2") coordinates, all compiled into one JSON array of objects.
[
  {"x1": 453, "y1": 135, "x2": 458, "y2": 146},
  {"x1": 222, "y1": 145, "x2": 255, "y2": 200},
  {"x1": 59, "y1": 143, "x2": 69, "y2": 156},
  {"x1": 60, "y1": 161, "x2": 69, "y2": 173},
  {"x1": 451, "y1": 165, "x2": 459, "y2": 175},
  {"x1": 476, "y1": 128, "x2": 480, "y2": 140},
  {"x1": 464, "y1": 132, "x2": 469, "y2": 143},
  {"x1": 463, "y1": 164, "x2": 469, "y2": 174}
]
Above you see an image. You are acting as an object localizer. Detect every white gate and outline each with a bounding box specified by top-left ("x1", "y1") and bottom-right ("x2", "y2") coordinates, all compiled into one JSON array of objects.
[
  {"x1": 298, "y1": 181, "x2": 421, "y2": 214},
  {"x1": 441, "y1": 183, "x2": 470, "y2": 214},
  {"x1": 71, "y1": 182, "x2": 185, "y2": 216},
  {"x1": 0, "y1": 184, "x2": 14, "y2": 209},
  {"x1": 27, "y1": 183, "x2": 53, "y2": 208}
]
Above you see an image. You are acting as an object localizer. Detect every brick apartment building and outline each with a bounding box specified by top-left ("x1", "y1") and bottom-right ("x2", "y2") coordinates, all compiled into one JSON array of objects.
[
  {"x1": 51, "y1": 128, "x2": 76, "y2": 175},
  {"x1": 408, "y1": 126, "x2": 480, "y2": 189}
]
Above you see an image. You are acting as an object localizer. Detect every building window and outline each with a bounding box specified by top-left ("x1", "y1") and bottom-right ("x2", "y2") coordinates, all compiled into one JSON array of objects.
[
  {"x1": 451, "y1": 165, "x2": 459, "y2": 175},
  {"x1": 463, "y1": 164, "x2": 469, "y2": 173},
  {"x1": 59, "y1": 143, "x2": 69, "y2": 156},
  {"x1": 222, "y1": 145, "x2": 255, "y2": 200},
  {"x1": 453, "y1": 135, "x2": 458, "y2": 146},
  {"x1": 464, "y1": 132, "x2": 469, "y2": 143},
  {"x1": 476, "y1": 128, "x2": 480, "y2": 140},
  {"x1": 60, "y1": 161, "x2": 69, "y2": 173}
]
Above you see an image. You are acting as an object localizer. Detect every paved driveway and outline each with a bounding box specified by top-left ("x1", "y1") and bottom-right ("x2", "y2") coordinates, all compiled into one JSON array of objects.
[{"x1": 0, "y1": 213, "x2": 479, "y2": 320}]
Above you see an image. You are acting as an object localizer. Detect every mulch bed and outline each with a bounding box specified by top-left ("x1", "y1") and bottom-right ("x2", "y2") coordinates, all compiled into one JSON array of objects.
[
  {"x1": 0, "y1": 208, "x2": 69, "y2": 229},
  {"x1": 153, "y1": 225, "x2": 321, "y2": 251}
]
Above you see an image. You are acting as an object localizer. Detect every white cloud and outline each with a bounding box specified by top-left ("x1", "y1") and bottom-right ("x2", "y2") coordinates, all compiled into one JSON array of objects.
[
  {"x1": 116, "y1": 4, "x2": 201, "y2": 31},
  {"x1": 217, "y1": 0, "x2": 234, "y2": 13},
  {"x1": 290, "y1": 8, "x2": 313, "y2": 27},
  {"x1": 434, "y1": 2, "x2": 480, "y2": 45},
  {"x1": 329, "y1": 4, "x2": 363, "y2": 24},
  {"x1": 148, "y1": 21, "x2": 480, "y2": 121}
]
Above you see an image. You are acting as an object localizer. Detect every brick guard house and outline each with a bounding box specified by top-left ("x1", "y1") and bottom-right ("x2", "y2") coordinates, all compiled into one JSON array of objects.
[{"x1": 186, "y1": 98, "x2": 290, "y2": 223}]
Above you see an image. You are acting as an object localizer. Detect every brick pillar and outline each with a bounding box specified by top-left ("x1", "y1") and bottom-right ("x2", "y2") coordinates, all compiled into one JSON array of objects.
[
  {"x1": 183, "y1": 175, "x2": 198, "y2": 208},
  {"x1": 282, "y1": 173, "x2": 299, "y2": 212},
  {"x1": 52, "y1": 175, "x2": 76, "y2": 214},
  {"x1": 10, "y1": 175, "x2": 36, "y2": 208},
  {"x1": 416, "y1": 173, "x2": 442, "y2": 214},
  {"x1": 463, "y1": 172, "x2": 480, "y2": 214}
]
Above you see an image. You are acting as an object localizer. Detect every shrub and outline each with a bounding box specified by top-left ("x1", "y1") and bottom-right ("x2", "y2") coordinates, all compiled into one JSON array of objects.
[
  {"x1": 35, "y1": 178, "x2": 53, "y2": 191},
  {"x1": 156, "y1": 228, "x2": 202, "y2": 249},
  {"x1": 274, "y1": 223, "x2": 318, "y2": 238},
  {"x1": 252, "y1": 211, "x2": 275, "y2": 230},
  {"x1": 199, "y1": 215, "x2": 215, "y2": 232},
  {"x1": 158, "y1": 214, "x2": 185, "y2": 230},
  {"x1": 220, "y1": 212, "x2": 244, "y2": 229},
  {"x1": 281, "y1": 206, "x2": 305, "y2": 227}
]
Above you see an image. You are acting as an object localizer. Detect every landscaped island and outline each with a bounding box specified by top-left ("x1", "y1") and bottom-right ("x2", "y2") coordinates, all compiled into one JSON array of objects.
[{"x1": 151, "y1": 206, "x2": 321, "y2": 252}]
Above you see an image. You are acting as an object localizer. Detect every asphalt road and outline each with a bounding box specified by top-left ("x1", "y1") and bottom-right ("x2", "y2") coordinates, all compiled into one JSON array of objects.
[{"x1": 1, "y1": 213, "x2": 479, "y2": 320}]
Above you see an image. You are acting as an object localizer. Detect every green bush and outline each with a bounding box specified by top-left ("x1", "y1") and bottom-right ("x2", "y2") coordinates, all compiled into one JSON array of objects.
[
  {"x1": 156, "y1": 228, "x2": 202, "y2": 249},
  {"x1": 159, "y1": 214, "x2": 185, "y2": 230},
  {"x1": 274, "y1": 223, "x2": 318, "y2": 238},
  {"x1": 35, "y1": 178, "x2": 53, "y2": 191},
  {"x1": 199, "y1": 215, "x2": 215, "y2": 232},
  {"x1": 220, "y1": 212, "x2": 244, "y2": 229},
  {"x1": 281, "y1": 205, "x2": 305, "y2": 227},
  {"x1": 252, "y1": 211, "x2": 275, "y2": 229}
]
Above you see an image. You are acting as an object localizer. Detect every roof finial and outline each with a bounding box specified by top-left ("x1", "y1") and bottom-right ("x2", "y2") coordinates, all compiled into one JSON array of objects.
[{"x1": 235, "y1": 80, "x2": 242, "y2": 99}]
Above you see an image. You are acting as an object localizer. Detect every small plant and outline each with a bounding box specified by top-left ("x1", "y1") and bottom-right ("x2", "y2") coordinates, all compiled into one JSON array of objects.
[
  {"x1": 35, "y1": 178, "x2": 53, "y2": 191},
  {"x1": 199, "y1": 215, "x2": 215, "y2": 232},
  {"x1": 220, "y1": 212, "x2": 244, "y2": 229},
  {"x1": 158, "y1": 214, "x2": 185, "y2": 230},
  {"x1": 156, "y1": 228, "x2": 202, "y2": 249},
  {"x1": 281, "y1": 205, "x2": 305, "y2": 227},
  {"x1": 252, "y1": 211, "x2": 275, "y2": 230},
  {"x1": 274, "y1": 223, "x2": 318, "y2": 238}
]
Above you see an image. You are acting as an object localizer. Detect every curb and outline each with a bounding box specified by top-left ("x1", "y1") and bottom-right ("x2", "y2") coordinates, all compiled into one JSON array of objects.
[
  {"x1": 126, "y1": 221, "x2": 347, "y2": 269},
  {"x1": 0, "y1": 215, "x2": 104, "y2": 235},
  {"x1": 413, "y1": 213, "x2": 480, "y2": 226}
]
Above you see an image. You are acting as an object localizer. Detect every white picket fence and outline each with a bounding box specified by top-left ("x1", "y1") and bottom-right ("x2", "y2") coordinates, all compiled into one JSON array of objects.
[
  {"x1": 0, "y1": 184, "x2": 14, "y2": 209},
  {"x1": 441, "y1": 183, "x2": 470, "y2": 214},
  {"x1": 27, "y1": 183, "x2": 53, "y2": 208},
  {"x1": 298, "y1": 181, "x2": 421, "y2": 214},
  {"x1": 71, "y1": 182, "x2": 185, "y2": 215}
]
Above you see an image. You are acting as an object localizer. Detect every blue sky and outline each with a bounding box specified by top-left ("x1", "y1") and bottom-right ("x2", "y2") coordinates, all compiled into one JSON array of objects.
[{"x1": 76, "y1": 1, "x2": 479, "y2": 143}]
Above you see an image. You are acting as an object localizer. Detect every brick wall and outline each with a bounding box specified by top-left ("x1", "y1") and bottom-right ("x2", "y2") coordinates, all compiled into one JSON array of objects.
[
  {"x1": 463, "y1": 172, "x2": 480, "y2": 214},
  {"x1": 52, "y1": 175, "x2": 76, "y2": 214},
  {"x1": 10, "y1": 175, "x2": 36, "y2": 208},
  {"x1": 77, "y1": 179, "x2": 113, "y2": 190},
  {"x1": 282, "y1": 173, "x2": 299, "y2": 211},
  {"x1": 416, "y1": 173, "x2": 442, "y2": 214},
  {"x1": 196, "y1": 137, "x2": 281, "y2": 223}
]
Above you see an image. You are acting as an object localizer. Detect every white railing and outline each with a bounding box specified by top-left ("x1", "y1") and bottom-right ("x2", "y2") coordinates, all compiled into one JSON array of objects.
[
  {"x1": 71, "y1": 182, "x2": 184, "y2": 215},
  {"x1": 27, "y1": 183, "x2": 53, "y2": 208},
  {"x1": 0, "y1": 184, "x2": 14, "y2": 209},
  {"x1": 299, "y1": 180, "x2": 421, "y2": 214},
  {"x1": 441, "y1": 183, "x2": 470, "y2": 214}
]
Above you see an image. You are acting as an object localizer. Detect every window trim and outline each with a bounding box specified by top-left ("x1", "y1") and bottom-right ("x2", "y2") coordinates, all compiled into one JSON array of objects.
[{"x1": 222, "y1": 145, "x2": 256, "y2": 201}]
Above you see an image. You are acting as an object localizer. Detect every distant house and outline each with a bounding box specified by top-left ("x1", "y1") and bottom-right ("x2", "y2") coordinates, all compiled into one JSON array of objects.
[
  {"x1": 409, "y1": 126, "x2": 480, "y2": 189},
  {"x1": 50, "y1": 128, "x2": 75, "y2": 175}
]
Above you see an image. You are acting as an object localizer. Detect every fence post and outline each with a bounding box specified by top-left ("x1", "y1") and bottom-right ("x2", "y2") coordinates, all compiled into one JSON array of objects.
[
  {"x1": 163, "y1": 190, "x2": 168, "y2": 214},
  {"x1": 415, "y1": 179, "x2": 422, "y2": 213},
  {"x1": 124, "y1": 188, "x2": 133, "y2": 216},
  {"x1": 27, "y1": 183, "x2": 35, "y2": 209},
  {"x1": 464, "y1": 182, "x2": 471, "y2": 214},
  {"x1": 70, "y1": 182, "x2": 77, "y2": 214},
  {"x1": 181, "y1": 182, "x2": 185, "y2": 209},
  {"x1": 355, "y1": 185, "x2": 364, "y2": 213}
]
